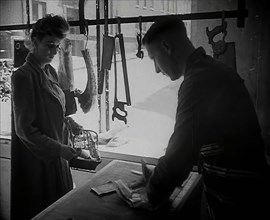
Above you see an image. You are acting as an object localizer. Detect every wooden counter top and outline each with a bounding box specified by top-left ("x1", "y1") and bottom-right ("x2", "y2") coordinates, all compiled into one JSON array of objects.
[{"x1": 32, "y1": 160, "x2": 202, "y2": 220}]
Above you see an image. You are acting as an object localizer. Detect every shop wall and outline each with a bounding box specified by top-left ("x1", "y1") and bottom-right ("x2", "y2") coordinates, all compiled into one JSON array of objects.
[{"x1": 190, "y1": 0, "x2": 270, "y2": 152}]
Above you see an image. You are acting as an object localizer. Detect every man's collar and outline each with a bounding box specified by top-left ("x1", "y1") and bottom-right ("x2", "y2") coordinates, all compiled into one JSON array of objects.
[{"x1": 185, "y1": 47, "x2": 206, "y2": 72}]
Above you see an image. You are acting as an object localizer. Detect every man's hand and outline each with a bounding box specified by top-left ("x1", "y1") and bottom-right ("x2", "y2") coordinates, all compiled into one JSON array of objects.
[
  {"x1": 131, "y1": 187, "x2": 153, "y2": 210},
  {"x1": 129, "y1": 160, "x2": 153, "y2": 190},
  {"x1": 142, "y1": 159, "x2": 152, "y2": 182}
]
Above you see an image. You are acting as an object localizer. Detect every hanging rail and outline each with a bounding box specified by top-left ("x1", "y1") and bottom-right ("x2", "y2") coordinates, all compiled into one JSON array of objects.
[{"x1": 0, "y1": 9, "x2": 248, "y2": 31}]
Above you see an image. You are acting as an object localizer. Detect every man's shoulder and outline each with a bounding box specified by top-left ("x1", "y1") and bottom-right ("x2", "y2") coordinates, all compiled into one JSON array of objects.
[{"x1": 189, "y1": 54, "x2": 240, "y2": 84}]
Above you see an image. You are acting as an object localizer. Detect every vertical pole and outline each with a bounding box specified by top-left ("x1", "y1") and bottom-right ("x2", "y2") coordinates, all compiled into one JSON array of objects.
[
  {"x1": 26, "y1": 0, "x2": 30, "y2": 35},
  {"x1": 109, "y1": 0, "x2": 114, "y2": 35},
  {"x1": 104, "y1": 0, "x2": 110, "y2": 131},
  {"x1": 237, "y1": 0, "x2": 246, "y2": 27},
  {"x1": 96, "y1": 0, "x2": 102, "y2": 133}
]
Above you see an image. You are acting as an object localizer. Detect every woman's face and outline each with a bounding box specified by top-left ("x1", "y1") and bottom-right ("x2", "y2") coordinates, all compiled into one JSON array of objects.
[{"x1": 33, "y1": 35, "x2": 62, "y2": 67}]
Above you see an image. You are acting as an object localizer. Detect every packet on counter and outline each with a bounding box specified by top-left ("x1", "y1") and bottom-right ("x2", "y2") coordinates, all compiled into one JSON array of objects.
[
  {"x1": 114, "y1": 179, "x2": 153, "y2": 211},
  {"x1": 91, "y1": 181, "x2": 116, "y2": 196}
]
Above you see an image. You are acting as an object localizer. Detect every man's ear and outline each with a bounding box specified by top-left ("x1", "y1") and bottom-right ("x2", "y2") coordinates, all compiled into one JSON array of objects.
[
  {"x1": 161, "y1": 40, "x2": 172, "y2": 55},
  {"x1": 32, "y1": 38, "x2": 38, "y2": 48}
]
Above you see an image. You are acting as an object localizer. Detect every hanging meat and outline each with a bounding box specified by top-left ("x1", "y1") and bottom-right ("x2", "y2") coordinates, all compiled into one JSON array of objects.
[
  {"x1": 75, "y1": 49, "x2": 97, "y2": 113},
  {"x1": 58, "y1": 38, "x2": 77, "y2": 116},
  {"x1": 58, "y1": 39, "x2": 97, "y2": 114},
  {"x1": 58, "y1": 38, "x2": 74, "y2": 91}
]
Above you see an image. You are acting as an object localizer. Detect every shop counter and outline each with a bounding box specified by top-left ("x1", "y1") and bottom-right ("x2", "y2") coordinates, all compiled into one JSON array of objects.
[{"x1": 32, "y1": 159, "x2": 202, "y2": 220}]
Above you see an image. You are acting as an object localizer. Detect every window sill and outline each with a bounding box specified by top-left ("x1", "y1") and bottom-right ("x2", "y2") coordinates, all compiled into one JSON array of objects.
[{"x1": 100, "y1": 151, "x2": 158, "y2": 165}]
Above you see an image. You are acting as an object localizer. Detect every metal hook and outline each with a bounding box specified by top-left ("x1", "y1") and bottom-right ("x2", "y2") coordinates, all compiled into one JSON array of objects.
[
  {"x1": 117, "y1": 16, "x2": 121, "y2": 34},
  {"x1": 136, "y1": 16, "x2": 144, "y2": 59},
  {"x1": 84, "y1": 24, "x2": 89, "y2": 50},
  {"x1": 79, "y1": 0, "x2": 89, "y2": 49},
  {"x1": 112, "y1": 17, "x2": 131, "y2": 124},
  {"x1": 206, "y1": 11, "x2": 227, "y2": 55}
]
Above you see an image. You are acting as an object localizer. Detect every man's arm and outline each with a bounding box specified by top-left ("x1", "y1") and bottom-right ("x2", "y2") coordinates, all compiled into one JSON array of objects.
[{"x1": 146, "y1": 78, "x2": 200, "y2": 207}]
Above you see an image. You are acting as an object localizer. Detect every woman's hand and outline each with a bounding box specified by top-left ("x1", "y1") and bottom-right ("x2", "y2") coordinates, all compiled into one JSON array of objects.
[
  {"x1": 66, "y1": 116, "x2": 84, "y2": 135},
  {"x1": 60, "y1": 145, "x2": 78, "y2": 161},
  {"x1": 74, "y1": 148, "x2": 90, "y2": 159}
]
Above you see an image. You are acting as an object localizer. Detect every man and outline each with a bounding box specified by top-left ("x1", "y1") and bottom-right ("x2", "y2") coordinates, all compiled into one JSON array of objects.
[{"x1": 141, "y1": 16, "x2": 270, "y2": 220}]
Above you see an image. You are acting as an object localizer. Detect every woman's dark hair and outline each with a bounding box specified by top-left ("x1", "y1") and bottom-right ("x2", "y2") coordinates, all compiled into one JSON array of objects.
[
  {"x1": 31, "y1": 14, "x2": 70, "y2": 41},
  {"x1": 142, "y1": 15, "x2": 187, "y2": 45},
  {"x1": 25, "y1": 14, "x2": 69, "y2": 51}
]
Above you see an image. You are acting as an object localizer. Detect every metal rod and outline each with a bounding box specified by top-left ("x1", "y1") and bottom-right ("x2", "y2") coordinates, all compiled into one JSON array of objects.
[
  {"x1": 0, "y1": 9, "x2": 248, "y2": 31},
  {"x1": 79, "y1": 0, "x2": 87, "y2": 35},
  {"x1": 237, "y1": 0, "x2": 246, "y2": 27},
  {"x1": 96, "y1": 0, "x2": 102, "y2": 133},
  {"x1": 26, "y1": 0, "x2": 30, "y2": 34},
  {"x1": 104, "y1": 0, "x2": 110, "y2": 131}
]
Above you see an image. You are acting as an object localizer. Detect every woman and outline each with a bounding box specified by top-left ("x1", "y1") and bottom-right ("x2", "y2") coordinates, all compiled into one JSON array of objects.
[{"x1": 11, "y1": 14, "x2": 81, "y2": 220}]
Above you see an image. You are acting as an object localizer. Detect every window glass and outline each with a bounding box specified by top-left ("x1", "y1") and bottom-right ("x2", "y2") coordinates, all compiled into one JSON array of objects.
[
  {"x1": 0, "y1": 0, "x2": 193, "y2": 160},
  {"x1": 97, "y1": 21, "x2": 182, "y2": 158},
  {"x1": 162, "y1": 0, "x2": 165, "y2": 12},
  {"x1": 0, "y1": 1, "x2": 28, "y2": 26},
  {"x1": 32, "y1": 0, "x2": 47, "y2": 22},
  {"x1": 92, "y1": 1, "x2": 190, "y2": 158},
  {"x1": 0, "y1": 30, "x2": 24, "y2": 136}
]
